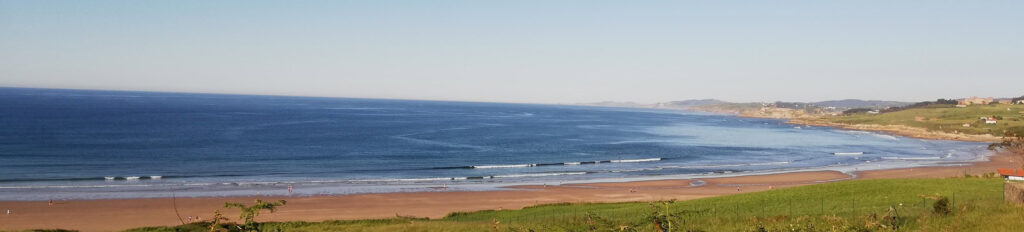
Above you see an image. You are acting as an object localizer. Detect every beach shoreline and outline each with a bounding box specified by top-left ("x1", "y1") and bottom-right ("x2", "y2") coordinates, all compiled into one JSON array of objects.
[
  {"x1": 1, "y1": 106, "x2": 1012, "y2": 231},
  {"x1": 2, "y1": 151, "x2": 1018, "y2": 232}
]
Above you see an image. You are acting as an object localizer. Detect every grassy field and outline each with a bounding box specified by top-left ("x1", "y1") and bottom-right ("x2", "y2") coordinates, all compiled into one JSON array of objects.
[
  {"x1": 114, "y1": 177, "x2": 1024, "y2": 232},
  {"x1": 824, "y1": 104, "x2": 1024, "y2": 136}
]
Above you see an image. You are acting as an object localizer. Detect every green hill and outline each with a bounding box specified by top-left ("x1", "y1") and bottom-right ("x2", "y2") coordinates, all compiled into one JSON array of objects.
[{"x1": 825, "y1": 104, "x2": 1024, "y2": 136}]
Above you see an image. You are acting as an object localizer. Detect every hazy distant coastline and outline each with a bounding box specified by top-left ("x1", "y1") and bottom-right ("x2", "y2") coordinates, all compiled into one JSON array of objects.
[{"x1": 582, "y1": 96, "x2": 1023, "y2": 142}]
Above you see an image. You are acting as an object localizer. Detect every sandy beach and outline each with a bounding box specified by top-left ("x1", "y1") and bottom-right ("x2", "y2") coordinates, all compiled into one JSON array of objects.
[{"x1": 1, "y1": 151, "x2": 1018, "y2": 232}]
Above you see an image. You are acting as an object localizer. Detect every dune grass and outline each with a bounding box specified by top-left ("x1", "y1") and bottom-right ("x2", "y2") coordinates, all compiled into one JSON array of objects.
[
  {"x1": 118, "y1": 177, "x2": 1024, "y2": 232},
  {"x1": 826, "y1": 104, "x2": 1024, "y2": 136}
]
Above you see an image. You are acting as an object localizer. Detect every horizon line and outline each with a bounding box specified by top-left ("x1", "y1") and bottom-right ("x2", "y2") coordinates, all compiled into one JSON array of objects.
[{"x1": 0, "y1": 85, "x2": 1017, "y2": 105}]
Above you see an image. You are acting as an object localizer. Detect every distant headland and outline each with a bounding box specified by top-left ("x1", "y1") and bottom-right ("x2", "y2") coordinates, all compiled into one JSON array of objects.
[{"x1": 582, "y1": 95, "x2": 1024, "y2": 142}]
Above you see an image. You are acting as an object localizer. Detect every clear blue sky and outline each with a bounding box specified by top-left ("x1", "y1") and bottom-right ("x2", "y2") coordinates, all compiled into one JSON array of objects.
[{"x1": 2, "y1": 1, "x2": 1022, "y2": 103}]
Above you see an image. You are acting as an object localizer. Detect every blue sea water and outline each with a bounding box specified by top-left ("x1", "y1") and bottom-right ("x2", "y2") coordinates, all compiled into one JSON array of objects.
[{"x1": 0, "y1": 88, "x2": 989, "y2": 200}]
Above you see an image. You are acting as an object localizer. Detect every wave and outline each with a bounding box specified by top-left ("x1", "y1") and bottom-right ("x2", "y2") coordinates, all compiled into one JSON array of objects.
[
  {"x1": 493, "y1": 172, "x2": 587, "y2": 178},
  {"x1": 871, "y1": 134, "x2": 900, "y2": 141},
  {"x1": 322, "y1": 107, "x2": 385, "y2": 110},
  {"x1": 835, "y1": 130, "x2": 900, "y2": 141},
  {"x1": 610, "y1": 158, "x2": 662, "y2": 163},
  {"x1": 473, "y1": 164, "x2": 538, "y2": 169},
  {"x1": 466, "y1": 158, "x2": 663, "y2": 169},
  {"x1": 657, "y1": 161, "x2": 790, "y2": 169},
  {"x1": 3, "y1": 157, "x2": 656, "y2": 184},
  {"x1": 882, "y1": 156, "x2": 942, "y2": 160},
  {"x1": 347, "y1": 172, "x2": 589, "y2": 183},
  {"x1": 0, "y1": 173, "x2": 263, "y2": 183},
  {"x1": 0, "y1": 184, "x2": 167, "y2": 189},
  {"x1": 0, "y1": 175, "x2": 178, "y2": 183}
]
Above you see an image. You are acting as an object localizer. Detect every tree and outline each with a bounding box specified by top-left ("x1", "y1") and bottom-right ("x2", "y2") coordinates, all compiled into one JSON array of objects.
[{"x1": 224, "y1": 199, "x2": 287, "y2": 232}]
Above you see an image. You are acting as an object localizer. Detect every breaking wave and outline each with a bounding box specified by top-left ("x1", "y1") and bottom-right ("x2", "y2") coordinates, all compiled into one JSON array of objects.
[{"x1": 462, "y1": 158, "x2": 663, "y2": 169}]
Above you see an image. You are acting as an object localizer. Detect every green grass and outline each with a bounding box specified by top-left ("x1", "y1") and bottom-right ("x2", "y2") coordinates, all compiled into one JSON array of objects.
[
  {"x1": 120, "y1": 177, "x2": 1024, "y2": 232},
  {"x1": 825, "y1": 104, "x2": 1024, "y2": 136}
]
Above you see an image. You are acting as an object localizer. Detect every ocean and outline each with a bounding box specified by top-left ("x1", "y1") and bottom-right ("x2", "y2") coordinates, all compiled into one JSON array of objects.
[{"x1": 0, "y1": 88, "x2": 988, "y2": 200}]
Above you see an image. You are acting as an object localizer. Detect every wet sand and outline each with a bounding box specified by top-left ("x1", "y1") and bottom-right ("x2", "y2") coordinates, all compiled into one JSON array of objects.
[{"x1": 1, "y1": 152, "x2": 1018, "y2": 232}]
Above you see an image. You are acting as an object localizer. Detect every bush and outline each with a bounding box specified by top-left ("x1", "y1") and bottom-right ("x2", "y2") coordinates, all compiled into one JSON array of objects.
[
  {"x1": 932, "y1": 197, "x2": 952, "y2": 216},
  {"x1": 843, "y1": 108, "x2": 874, "y2": 115}
]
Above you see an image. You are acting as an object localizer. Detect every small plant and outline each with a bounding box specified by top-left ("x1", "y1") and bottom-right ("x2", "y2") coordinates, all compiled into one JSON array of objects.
[
  {"x1": 208, "y1": 210, "x2": 230, "y2": 232},
  {"x1": 932, "y1": 197, "x2": 951, "y2": 216},
  {"x1": 753, "y1": 223, "x2": 767, "y2": 232},
  {"x1": 647, "y1": 200, "x2": 679, "y2": 232},
  {"x1": 224, "y1": 199, "x2": 287, "y2": 232}
]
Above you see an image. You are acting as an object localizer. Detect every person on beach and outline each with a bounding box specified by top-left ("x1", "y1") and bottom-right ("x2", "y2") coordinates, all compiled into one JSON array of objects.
[
  {"x1": 6, "y1": 209, "x2": 11, "y2": 214},
  {"x1": 288, "y1": 185, "x2": 293, "y2": 195}
]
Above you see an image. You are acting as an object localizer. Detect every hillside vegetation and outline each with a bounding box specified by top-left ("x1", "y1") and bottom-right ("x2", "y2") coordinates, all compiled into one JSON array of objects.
[
  {"x1": 824, "y1": 104, "x2": 1024, "y2": 136},
  {"x1": 119, "y1": 178, "x2": 1024, "y2": 232}
]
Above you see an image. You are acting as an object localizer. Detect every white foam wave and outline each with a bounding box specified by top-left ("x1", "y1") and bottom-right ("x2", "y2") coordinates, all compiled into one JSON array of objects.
[
  {"x1": 833, "y1": 152, "x2": 864, "y2": 156},
  {"x1": 882, "y1": 156, "x2": 941, "y2": 160},
  {"x1": 493, "y1": 172, "x2": 587, "y2": 178},
  {"x1": 0, "y1": 184, "x2": 163, "y2": 189},
  {"x1": 610, "y1": 158, "x2": 661, "y2": 163},
  {"x1": 349, "y1": 172, "x2": 587, "y2": 182},
  {"x1": 473, "y1": 164, "x2": 537, "y2": 169},
  {"x1": 658, "y1": 161, "x2": 790, "y2": 169},
  {"x1": 392, "y1": 177, "x2": 458, "y2": 182},
  {"x1": 871, "y1": 134, "x2": 900, "y2": 141}
]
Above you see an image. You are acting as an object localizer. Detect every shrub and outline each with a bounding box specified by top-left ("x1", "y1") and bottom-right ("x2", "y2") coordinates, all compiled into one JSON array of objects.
[
  {"x1": 223, "y1": 199, "x2": 287, "y2": 232},
  {"x1": 932, "y1": 197, "x2": 952, "y2": 216}
]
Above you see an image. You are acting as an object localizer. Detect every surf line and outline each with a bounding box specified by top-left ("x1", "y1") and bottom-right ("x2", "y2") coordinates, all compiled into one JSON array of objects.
[{"x1": 466, "y1": 158, "x2": 663, "y2": 169}]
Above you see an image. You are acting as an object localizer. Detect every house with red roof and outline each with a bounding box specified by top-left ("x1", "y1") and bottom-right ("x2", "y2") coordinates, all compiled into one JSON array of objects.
[{"x1": 997, "y1": 168, "x2": 1024, "y2": 181}]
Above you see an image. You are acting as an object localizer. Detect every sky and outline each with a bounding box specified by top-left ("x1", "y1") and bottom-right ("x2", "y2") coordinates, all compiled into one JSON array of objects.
[{"x1": 1, "y1": 1, "x2": 1022, "y2": 104}]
